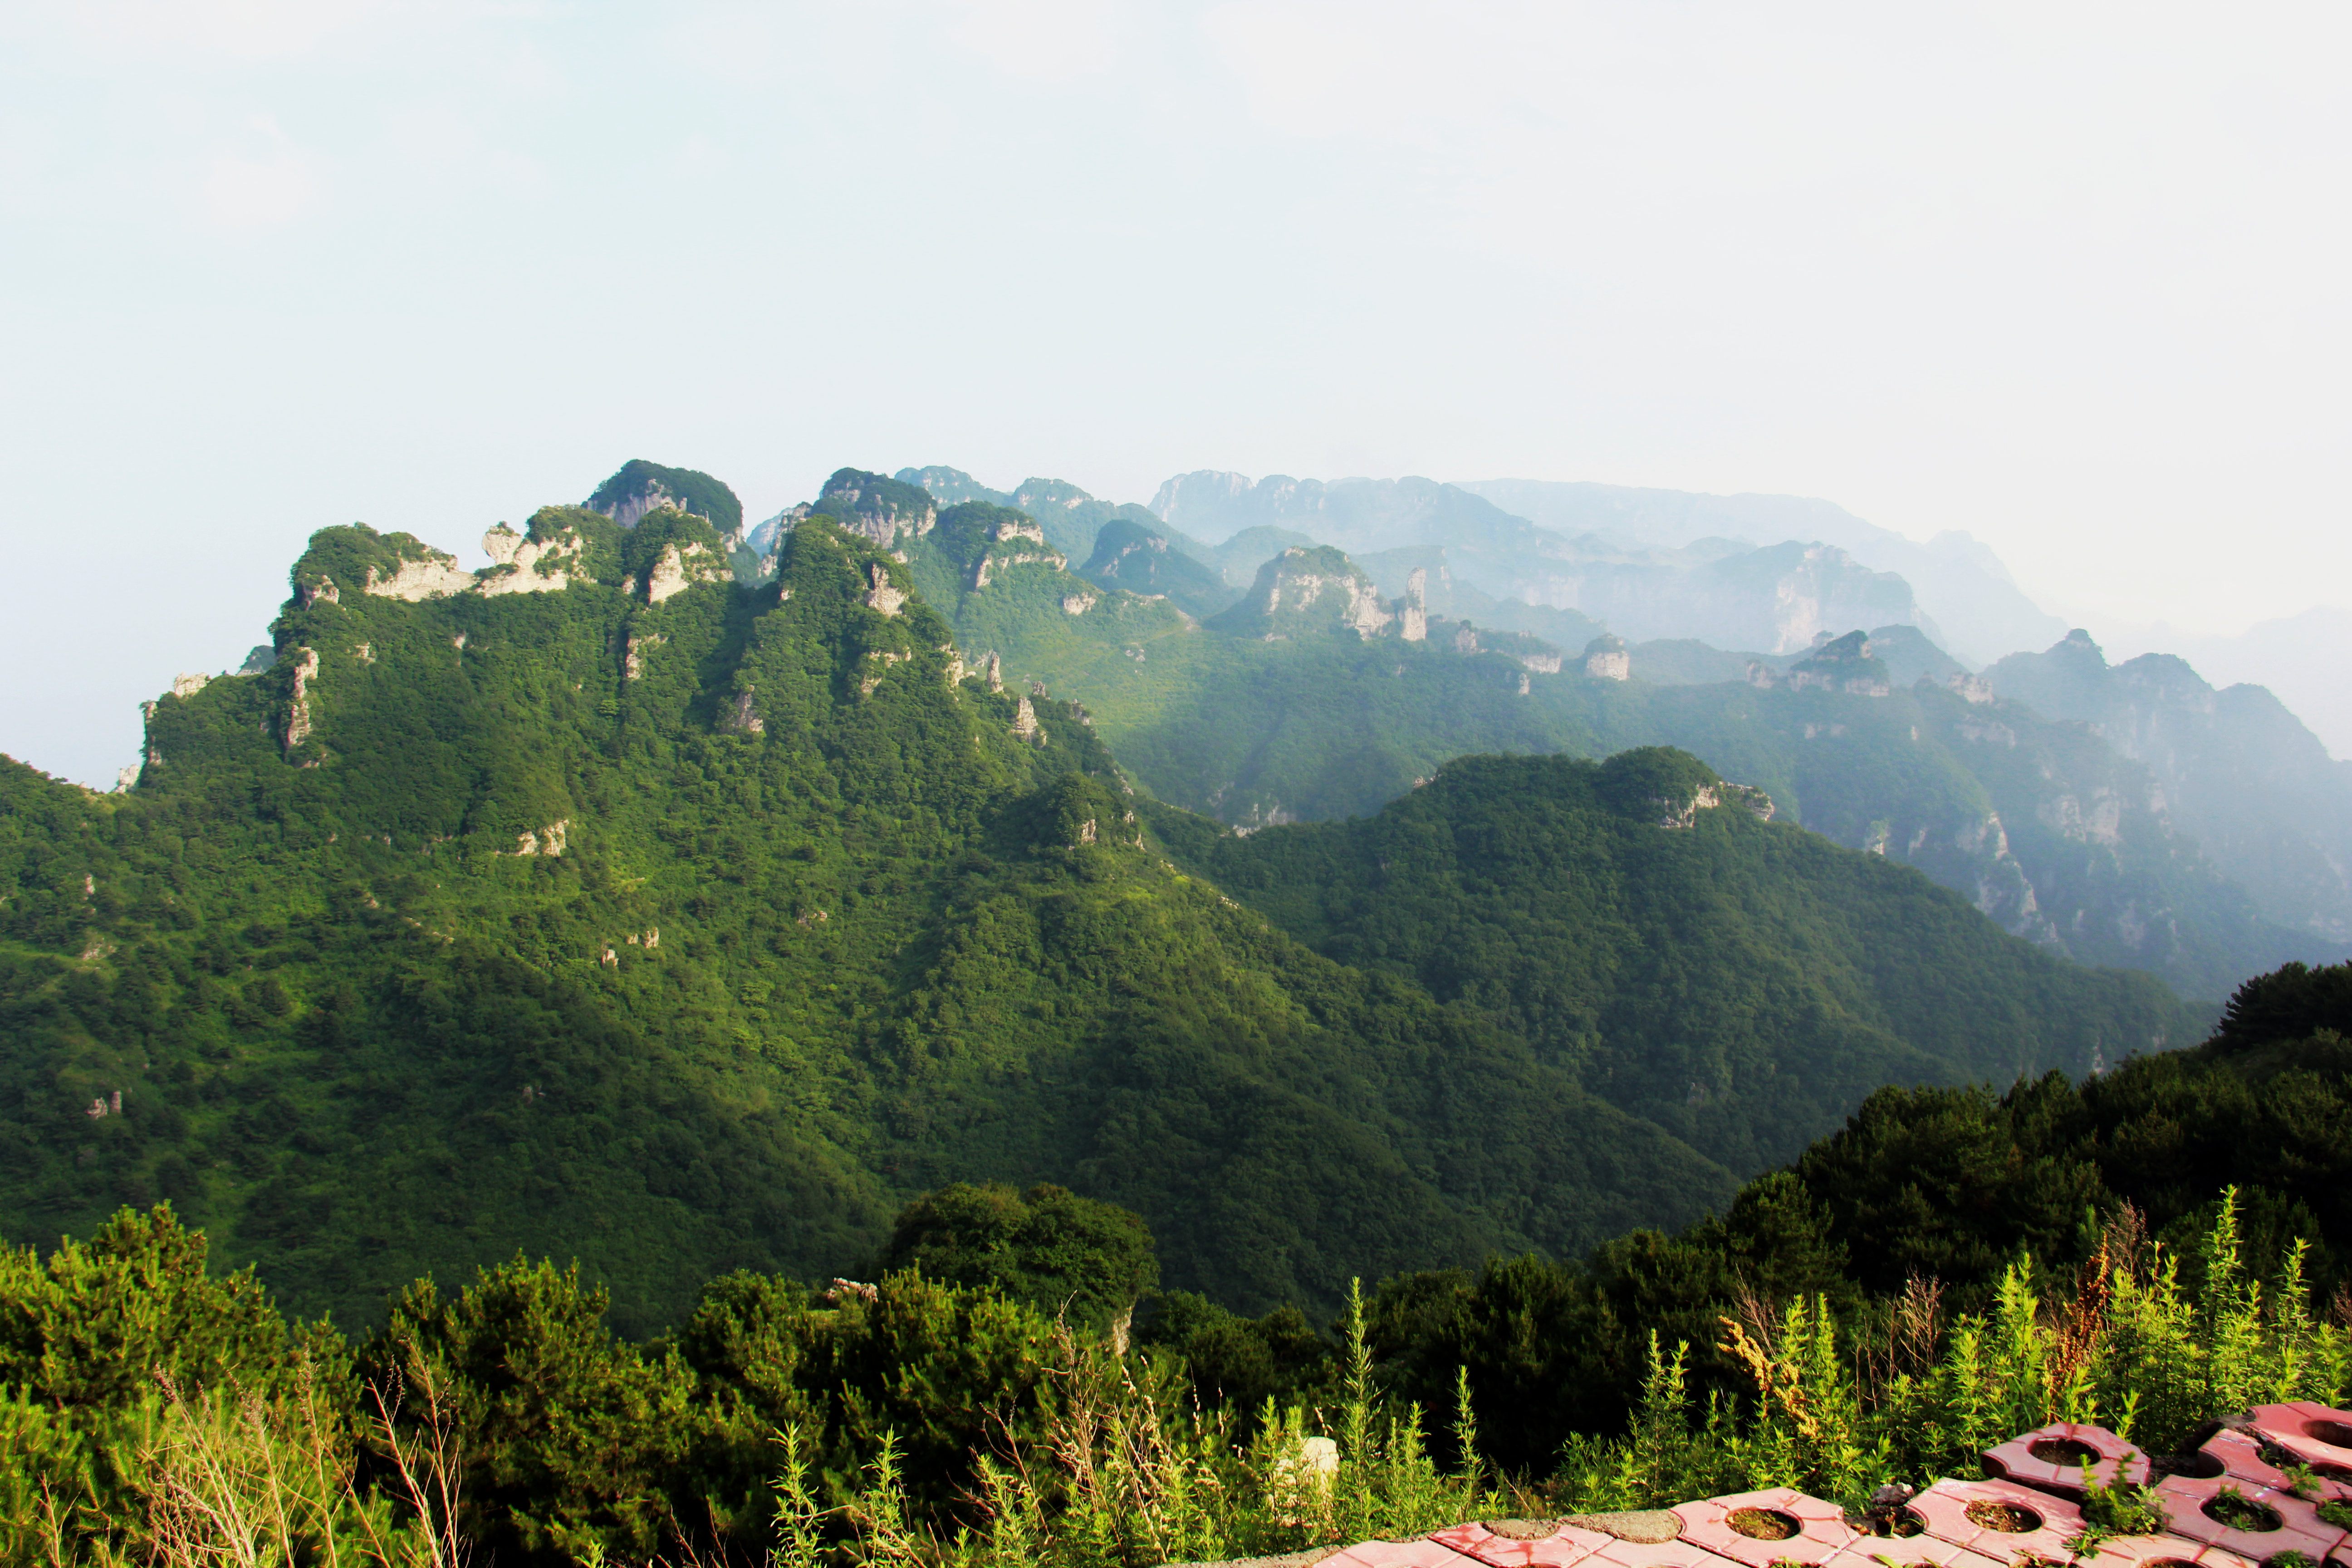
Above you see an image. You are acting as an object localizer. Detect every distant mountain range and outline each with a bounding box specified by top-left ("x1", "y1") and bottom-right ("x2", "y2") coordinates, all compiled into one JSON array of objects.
[
  {"x1": 0, "y1": 457, "x2": 2204, "y2": 1336},
  {"x1": 767, "y1": 464, "x2": 2349, "y2": 1000},
  {"x1": 1456, "y1": 478, "x2": 2068, "y2": 666}
]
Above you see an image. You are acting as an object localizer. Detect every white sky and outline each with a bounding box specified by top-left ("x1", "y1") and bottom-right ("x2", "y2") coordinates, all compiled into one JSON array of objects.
[{"x1": 4, "y1": 1, "x2": 2348, "y2": 785}]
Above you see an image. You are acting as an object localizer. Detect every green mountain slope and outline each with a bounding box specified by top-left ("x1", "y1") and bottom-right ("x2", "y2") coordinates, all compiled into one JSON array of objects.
[
  {"x1": 901, "y1": 504, "x2": 2337, "y2": 999},
  {"x1": 1, "y1": 496, "x2": 1749, "y2": 1331},
  {"x1": 1153, "y1": 747, "x2": 2195, "y2": 1174}
]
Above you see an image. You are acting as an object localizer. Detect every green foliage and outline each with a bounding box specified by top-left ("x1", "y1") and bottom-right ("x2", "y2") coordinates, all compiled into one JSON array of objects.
[
  {"x1": 1557, "y1": 1193, "x2": 2352, "y2": 1513},
  {"x1": 372, "y1": 1255, "x2": 702, "y2": 1559},
  {"x1": 877, "y1": 1182, "x2": 1157, "y2": 1330},
  {"x1": 6, "y1": 1102, "x2": 2352, "y2": 1563},
  {"x1": 2071, "y1": 1462, "x2": 2170, "y2": 1552}
]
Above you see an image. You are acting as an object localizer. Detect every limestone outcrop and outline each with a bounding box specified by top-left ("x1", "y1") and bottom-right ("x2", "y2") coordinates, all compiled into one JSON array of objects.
[
  {"x1": 480, "y1": 524, "x2": 583, "y2": 595},
  {"x1": 1213, "y1": 546, "x2": 1395, "y2": 640},
  {"x1": 723, "y1": 690, "x2": 764, "y2": 733},
  {"x1": 1652, "y1": 781, "x2": 1774, "y2": 828},
  {"x1": 283, "y1": 648, "x2": 320, "y2": 749},
  {"x1": 816, "y1": 469, "x2": 937, "y2": 549},
  {"x1": 864, "y1": 562, "x2": 907, "y2": 617},
  {"x1": 1397, "y1": 568, "x2": 1429, "y2": 642},
  {"x1": 1584, "y1": 634, "x2": 1630, "y2": 681},
  {"x1": 510, "y1": 819, "x2": 569, "y2": 856},
  {"x1": 645, "y1": 540, "x2": 730, "y2": 605},
  {"x1": 364, "y1": 551, "x2": 476, "y2": 602}
]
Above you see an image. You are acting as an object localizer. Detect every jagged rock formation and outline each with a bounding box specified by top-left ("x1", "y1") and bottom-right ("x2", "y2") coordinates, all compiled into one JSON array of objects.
[
  {"x1": 1751, "y1": 629, "x2": 1894, "y2": 696},
  {"x1": 364, "y1": 550, "x2": 477, "y2": 602},
  {"x1": 1989, "y1": 630, "x2": 2352, "y2": 941},
  {"x1": 644, "y1": 539, "x2": 731, "y2": 605},
  {"x1": 282, "y1": 647, "x2": 319, "y2": 749},
  {"x1": 480, "y1": 523, "x2": 586, "y2": 594},
  {"x1": 1152, "y1": 470, "x2": 1945, "y2": 657},
  {"x1": 813, "y1": 469, "x2": 937, "y2": 549},
  {"x1": 1584, "y1": 634, "x2": 1630, "y2": 681},
  {"x1": 1207, "y1": 547, "x2": 1396, "y2": 640},
  {"x1": 1399, "y1": 568, "x2": 1429, "y2": 642},
  {"x1": 970, "y1": 518, "x2": 1069, "y2": 588}
]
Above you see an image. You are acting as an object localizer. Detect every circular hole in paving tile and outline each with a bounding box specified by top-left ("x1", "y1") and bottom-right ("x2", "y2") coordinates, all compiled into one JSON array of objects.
[
  {"x1": 2140, "y1": 1560, "x2": 2202, "y2": 1568},
  {"x1": 1887, "y1": 1511, "x2": 1926, "y2": 1538},
  {"x1": 2259, "y1": 1554, "x2": 2320, "y2": 1568},
  {"x1": 2304, "y1": 1421, "x2": 2352, "y2": 1449},
  {"x1": 2166, "y1": 1452, "x2": 2227, "y2": 1480},
  {"x1": 1728, "y1": 1509, "x2": 1802, "y2": 1541},
  {"x1": 2030, "y1": 1439, "x2": 2105, "y2": 1466},
  {"x1": 2205, "y1": 1494, "x2": 2284, "y2": 1533},
  {"x1": 1966, "y1": 1500, "x2": 2043, "y2": 1533}
]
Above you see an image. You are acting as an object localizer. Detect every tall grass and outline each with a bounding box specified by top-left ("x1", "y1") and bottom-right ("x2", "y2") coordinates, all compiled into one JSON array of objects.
[
  {"x1": 1558, "y1": 1192, "x2": 2352, "y2": 1513},
  {"x1": 766, "y1": 1279, "x2": 1506, "y2": 1568},
  {"x1": 9, "y1": 1345, "x2": 468, "y2": 1568}
]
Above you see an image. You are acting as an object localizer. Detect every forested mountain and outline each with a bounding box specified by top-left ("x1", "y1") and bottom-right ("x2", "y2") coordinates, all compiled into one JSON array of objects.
[
  {"x1": 888, "y1": 494, "x2": 2339, "y2": 998},
  {"x1": 0, "y1": 462, "x2": 2205, "y2": 1338},
  {"x1": 1150, "y1": 748, "x2": 2188, "y2": 1174},
  {"x1": 1988, "y1": 628, "x2": 2352, "y2": 941}
]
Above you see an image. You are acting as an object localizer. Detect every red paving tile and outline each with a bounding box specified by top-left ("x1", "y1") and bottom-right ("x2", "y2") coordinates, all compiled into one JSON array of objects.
[
  {"x1": 1425, "y1": 1521, "x2": 1614, "y2": 1568},
  {"x1": 1586, "y1": 1540, "x2": 1748, "y2": 1568},
  {"x1": 1315, "y1": 1539, "x2": 1480, "y2": 1567},
  {"x1": 2061, "y1": 1533, "x2": 2254, "y2": 1568},
  {"x1": 1983, "y1": 1423, "x2": 2153, "y2": 1499},
  {"x1": 2151, "y1": 1472, "x2": 2348, "y2": 1564},
  {"x1": 1818, "y1": 1533, "x2": 2008, "y2": 1568},
  {"x1": 1309, "y1": 1414, "x2": 2352, "y2": 1568},
  {"x1": 2199, "y1": 1428, "x2": 2352, "y2": 1504},
  {"x1": 1902, "y1": 1476, "x2": 2085, "y2": 1563},
  {"x1": 2245, "y1": 1405, "x2": 2352, "y2": 1484},
  {"x1": 1671, "y1": 1487, "x2": 1858, "y2": 1568}
]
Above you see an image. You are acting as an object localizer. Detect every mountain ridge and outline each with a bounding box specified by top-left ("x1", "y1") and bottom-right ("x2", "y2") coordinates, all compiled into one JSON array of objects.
[{"x1": 0, "y1": 460, "x2": 2208, "y2": 1336}]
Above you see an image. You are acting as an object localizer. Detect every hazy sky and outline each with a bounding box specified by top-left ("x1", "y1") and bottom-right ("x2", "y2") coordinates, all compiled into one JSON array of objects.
[{"x1": 5, "y1": 1, "x2": 2348, "y2": 785}]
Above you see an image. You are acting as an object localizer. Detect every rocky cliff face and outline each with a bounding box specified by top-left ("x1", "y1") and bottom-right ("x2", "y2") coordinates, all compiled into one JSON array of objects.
[
  {"x1": 1751, "y1": 629, "x2": 1895, "y2": 696},
  {"x1": 1987, "y1": 631, "x2": 2352, "y2": 941},
  {"x1": 1458, "y1": 475, "x2": 2067, "y2": 666},
  {"x1": 812, "y1": 468, "x2": 937, "y2": 550},
  {"x1": 1208, "y1": 546, "x2": 1396, "y2": 640}
]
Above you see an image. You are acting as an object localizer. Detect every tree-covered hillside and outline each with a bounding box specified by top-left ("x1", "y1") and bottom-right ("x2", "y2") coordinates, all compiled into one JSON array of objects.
[
  {"x1": 1153, "y1": 747, "x2": 2194, "y2": 1174},
  {"x1": 1, "y1": 498, "x2": 1754, "y2": 1332},
  {"x1": 900, "y1": 506, "x2": 2339, "y2": 999}
]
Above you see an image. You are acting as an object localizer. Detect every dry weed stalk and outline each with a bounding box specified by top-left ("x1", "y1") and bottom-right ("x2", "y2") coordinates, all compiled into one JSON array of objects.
[
  {"x1": 1717, "y1": 1296, "x2": 1823, "y2": 1441},
  {"x1": 2043, "y1": 1243, "x2": 2117, "y2": 1419},
  {"x1": 363, "y1": 1347, "x2": 471, "y2": 1568}
]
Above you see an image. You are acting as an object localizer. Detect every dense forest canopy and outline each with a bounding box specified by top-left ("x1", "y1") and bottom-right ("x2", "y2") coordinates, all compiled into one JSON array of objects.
[{"x1": 2, "y1": 957, "x2": 2345, "y2": 1564}]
